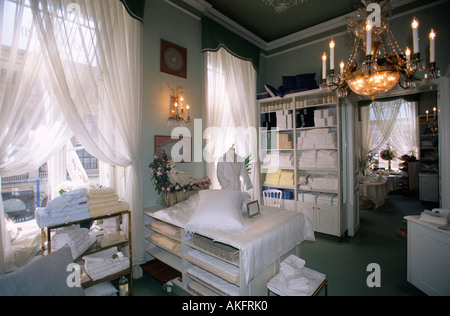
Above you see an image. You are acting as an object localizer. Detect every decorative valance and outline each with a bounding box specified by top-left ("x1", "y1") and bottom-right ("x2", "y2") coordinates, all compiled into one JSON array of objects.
[
  {"x1": 120, "y1": 0, "x2": 145, "y2": 22},
  {"x1": 202, "y1": 17, "x2": 260, "y2": 72}
]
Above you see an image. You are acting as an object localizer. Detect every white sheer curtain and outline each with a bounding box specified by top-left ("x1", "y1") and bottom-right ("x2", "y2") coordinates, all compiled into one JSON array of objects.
[
  {"x1": 1, "y1": 0, "x2": 143, "y2": 273},
  {"x1": 205, "y1": 48, "x2": 260, "y2": 199},
  {"x1": 0, "y1": 0, "x2": 73, "y2": 273},
  {"x1": 359, "y1": 99, "x2": 418, "y2": 163},
  {"x1": 30, "y1": 0, "x2": 144, "y2": 266}
]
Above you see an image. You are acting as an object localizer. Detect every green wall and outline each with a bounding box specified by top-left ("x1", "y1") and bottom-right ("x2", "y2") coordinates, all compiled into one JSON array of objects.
[
  {"x1": 262, "y1": 1, "x2": 450, "y2": 92},
  {"x1": 141, "y1": 0, "x2": 205, "y2": 208}
]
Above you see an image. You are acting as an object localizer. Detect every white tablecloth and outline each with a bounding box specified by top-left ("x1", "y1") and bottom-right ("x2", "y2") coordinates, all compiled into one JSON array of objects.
[{"x1": 360, "y1": 179, "x2": 388, "y2": 209}]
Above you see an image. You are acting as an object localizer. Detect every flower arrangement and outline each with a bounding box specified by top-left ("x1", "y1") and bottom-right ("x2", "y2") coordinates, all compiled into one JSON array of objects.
[
  {"x1": 380, "y1": 146, "x2": 397, "y2": 171},
  {"x1": 380, "y1": 147, "x2": 398, "y2": 161},
  {"x1": 149, "y1": 151, "x2": 211, "y2": 195}
]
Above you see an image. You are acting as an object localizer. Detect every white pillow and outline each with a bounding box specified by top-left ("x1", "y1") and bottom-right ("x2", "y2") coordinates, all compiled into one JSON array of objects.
[{"x1": 185, "y1": 190, "x2": 249, "y2": 235}]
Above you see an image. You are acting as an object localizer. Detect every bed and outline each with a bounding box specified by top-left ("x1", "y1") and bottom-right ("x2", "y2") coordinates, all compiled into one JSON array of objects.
[{"x1": 148, "y1": 190, "x2": 315, "y2": 296}]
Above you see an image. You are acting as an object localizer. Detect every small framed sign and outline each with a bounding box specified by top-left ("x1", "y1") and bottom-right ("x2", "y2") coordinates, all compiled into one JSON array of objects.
[{"x1": 247, "y1": 201, "x2": 260, "y2": 218}]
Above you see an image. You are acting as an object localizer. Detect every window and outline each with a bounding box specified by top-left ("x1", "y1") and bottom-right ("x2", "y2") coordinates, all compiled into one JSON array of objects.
[
  {"x1": 1, "y1": 140, "x2": 99, "y2": 224},
  {"x1": 362, "y1": 98, "x2": 418, "y2": 172}
]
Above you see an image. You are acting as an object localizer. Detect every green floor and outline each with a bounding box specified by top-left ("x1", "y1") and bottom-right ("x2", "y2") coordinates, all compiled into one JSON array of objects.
[{"x1": 134, "y1": 193, "x2": 427, "y2": 296}]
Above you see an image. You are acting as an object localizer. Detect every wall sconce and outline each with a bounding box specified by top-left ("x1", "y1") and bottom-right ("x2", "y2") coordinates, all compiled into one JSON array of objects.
[{"x1": 168, "y1": 85, "x2": 191, "y2": 126}]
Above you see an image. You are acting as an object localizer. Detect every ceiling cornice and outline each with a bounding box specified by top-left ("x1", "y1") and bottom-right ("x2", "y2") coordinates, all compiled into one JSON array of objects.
[{"x1": 177, "y1": 0, "x2": 440, "y2": 56}]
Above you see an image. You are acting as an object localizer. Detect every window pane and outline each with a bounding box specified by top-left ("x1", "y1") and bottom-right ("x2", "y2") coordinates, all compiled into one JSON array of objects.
[{"x1": 1, "y1": 165, "x2": 49, "y2": 223}]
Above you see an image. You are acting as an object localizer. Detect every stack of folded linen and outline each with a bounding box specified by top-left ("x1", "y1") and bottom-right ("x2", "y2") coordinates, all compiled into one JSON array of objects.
[
  {"x1": 267, "y1": 255, "x2": 326, "y2": 296},
  {"x1": 262, "y1": 153, "x2": 294, "y2": 169},
  {"x1": 298, "y1": 192, "x2": 318, "y2": 203},
  {"x1": 279, "y1": 171, "x2": 295, "y2": 187},
  {"x1": 298, "y1": 150, "x2": 316, "y2": 169},
  {"x1": 264, "y1": 169, "x2": 282, "y2": 186},
  {"x1": 297, "y1": 129, "x2": 337, "y2": 150},
  {"x1": 314, "y1": 109, "x2": 336, "y2": 127},
  {"x1": 35, "y1": 188, "x2": 90, "y2": 228},
  {"x1": 317, "y1": 193, "x2": 339, "y2": 206},
  {"x1": 87, "y1": 187, "x2": 130, "y2": 218},
  {"x1": 298, "y1": 174, "x2": 312, "y2": 190},
  {"x1": 51, "y1": 226, "x2": 96, "y2": 259},
  {"x1": 316, "y1": 150, "x2": 337, "y2": 169},
  {"x1": 310, "y1": 174, "x2": 338, "y2": 191},
  {"x1": 83, "y1": 248, "x2": 130, "y2": 281}
]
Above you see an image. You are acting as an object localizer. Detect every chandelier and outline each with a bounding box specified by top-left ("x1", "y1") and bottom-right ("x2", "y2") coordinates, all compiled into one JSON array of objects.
[
  {"x1": 320, "y1": 0, "x2": 440, "y2": 100},
  {"x1": 168, "y1": 85, "x2": 191, "y2": 126}
]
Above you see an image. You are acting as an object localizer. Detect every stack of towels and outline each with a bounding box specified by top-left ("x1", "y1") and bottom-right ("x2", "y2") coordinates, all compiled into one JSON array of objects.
[
  {"x1": 262, "y1": 153, "x2": 294, "y2": 169},
  {"x1": 310, "y1": 174, "x2": 339, "y2": 192},
  {"x1": 297, "y1": 128, "x2": 337, "y2": 150},
  {"x1": 317, "y1": 193, "x2": 339, "y2": 206},
  {"x1": 87, "y1": 187, "x2": 129, "y2": 218},
  {"x1": 314, "y1": 109, "x2": 336, "y2": 127},
  {"x1": 298, "y1": 192, "x2": 318, "y2": 203},
  {"x1": 298, "y1": 150, "x2": 317, "y2": 169},
  {"x1": 316, "y1": 150, "x2": 338, "y2": 169},
  {"x1": 276, "y1": 110, "x2": 293, "y2": 130},
  {"x1": 267, "y1": 255, "x2": 326, "y2": 296},
  {"x1": 419, "y1": 209, "x2": 450, "y2": 226},
  {"x1": 83, "y1": 247, "x2": 130, "y2": 281},
  {"x1": 36, "y1": 188, "x2": 90, "y2": 228},
  {"x1": 51, "y1": 226, "x2": 96, "y2": 259}
]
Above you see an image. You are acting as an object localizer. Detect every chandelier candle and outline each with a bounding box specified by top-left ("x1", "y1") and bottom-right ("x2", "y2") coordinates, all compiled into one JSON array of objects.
[
  {"x1": 412, "y1": 18, "x2": 419, "y2": 54},
  {"x1": 366, "y1": 22, "x2": 372, "y2": 56},
  {"x1": 330, "y1": 39, "x2": 335, "y2": 71},
  {"x1": 429, "y1": 29, "x2": 436, "y2": 63},
  {"x1": 322, "y1": 53, "x2": 327, "y2": 79}
]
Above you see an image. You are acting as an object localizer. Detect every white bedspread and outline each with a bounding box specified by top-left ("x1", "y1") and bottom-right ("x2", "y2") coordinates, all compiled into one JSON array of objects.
[{"x1": 152, "y1": 195, "x2": 315, "y2": 285}]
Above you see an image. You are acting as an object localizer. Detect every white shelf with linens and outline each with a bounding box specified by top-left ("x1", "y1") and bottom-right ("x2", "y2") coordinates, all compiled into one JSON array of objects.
[
  {"x1": 144, "y1": 208, "x2": 297, "y2": 296},
  {"x1": 258, "y1": 89, "x2": 346, "y2": 237}
]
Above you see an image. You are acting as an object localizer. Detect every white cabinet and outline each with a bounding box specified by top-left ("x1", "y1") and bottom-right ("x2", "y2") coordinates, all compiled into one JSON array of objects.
[
  {"x1": 258, "y1": 89, "x2": 346, "y2": 237},
  {"x1": 406, "y1": 216, "x2": 450, "y2": 296}
]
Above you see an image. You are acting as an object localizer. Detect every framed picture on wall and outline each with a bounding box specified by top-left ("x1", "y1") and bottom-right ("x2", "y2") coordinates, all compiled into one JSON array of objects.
[
  {"x1": 160, "y1": 39, "x2": 187, "y2": 79},
  {"x1": 154, "y1": 135, "x2": 192, "y2": 163}
]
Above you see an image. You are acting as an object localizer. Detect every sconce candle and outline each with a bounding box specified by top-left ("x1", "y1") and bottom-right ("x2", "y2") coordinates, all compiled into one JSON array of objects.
[
  {"x1": 340, "y1": 60, "x2": 345, "y2": 75},
  {"x1": 433, "y1": 107, "x2": 437, "y2": 120}
]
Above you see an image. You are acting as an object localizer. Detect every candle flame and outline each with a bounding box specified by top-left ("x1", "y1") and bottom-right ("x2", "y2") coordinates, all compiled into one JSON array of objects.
[{"x1": 429, "y1": 29, "x2": 436, "y2": 40}]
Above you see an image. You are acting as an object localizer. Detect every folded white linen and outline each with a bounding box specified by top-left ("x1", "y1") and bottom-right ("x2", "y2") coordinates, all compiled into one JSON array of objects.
[
  {"x1": 298, "y1": 192, "x2": 318, "y2": 203},
  {"x1": 317, "y1": 193, "x2": 339, "y2": 206},
  {"x1": 35, "y1": 207, "x2": 91, "y2": 228},
  {"x1": 83, "y1": 248, "x2": 130, "y2": 281},
  {"x1": 419, "y1": 210, "x2": 449, "y2": 226},
  {"x1": 87, "y1": 194, "x2": 119, "y2": 205},
  {"x1": 280, "y1": 255, "x2": 306, "y2": 276},
  {"x1": 88, "y1": 201, "x2": 129, "y2": 218},
  {"x1": 88, "y1": 187, "x2": 115, "y2": 196},
  {"x1": 46, "y1": 196, "x2": 88, "y2": 213},
  {"x1": 61, "y1": 188, "x2": 88, "y2": 198},
  {"x1": 267, "y1": 267, "x2": 326, "y2": 296},
  {"x1": 51, "y1": 226, "x2": 97, "y2": 259}
]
